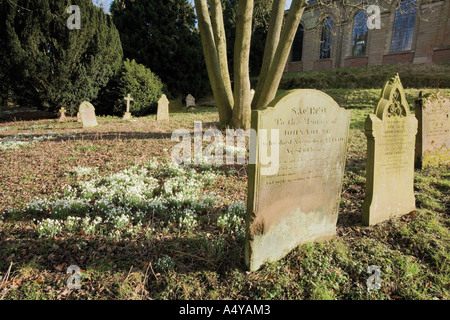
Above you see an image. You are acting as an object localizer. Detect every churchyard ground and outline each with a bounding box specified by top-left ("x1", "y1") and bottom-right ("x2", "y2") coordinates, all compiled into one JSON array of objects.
[{"x1": 0, "y1": 88, "x2": 448, "y2": 300}]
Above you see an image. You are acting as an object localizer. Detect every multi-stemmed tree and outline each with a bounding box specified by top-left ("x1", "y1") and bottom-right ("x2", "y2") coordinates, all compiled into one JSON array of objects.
[
  {"x1": 194, "y1": 0, "x2": 308, "y2": 129},
  {"x1": 194, "y1": 0, "x2": 435, "y2": 129}
]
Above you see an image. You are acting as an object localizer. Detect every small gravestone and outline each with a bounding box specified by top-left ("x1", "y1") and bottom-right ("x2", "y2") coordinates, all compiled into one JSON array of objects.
[
  {"x1": 415, "y1": 91, "x2": 450, "y2": 168},
  {"x1": 58, "y1": 108, "x2": 67, "y2": 122},
  {"x1": 79, "y1": 101, "x2": 98, "y2": 128},
  {"x1": 157, "y1": 94, "x2": 170, "y2": 121},
  {"x1": 186, "y1": 94, "x2": 196, "y2": 112},
  {"x1": 123, "y1": 94, "x2": 133, "y2": 120},
  {"x1": 246, "y1": 89, "x2": 350, "y2": 271},
  {"x1": 362, "y1": 74, "x2": 417, "y2": 226}
]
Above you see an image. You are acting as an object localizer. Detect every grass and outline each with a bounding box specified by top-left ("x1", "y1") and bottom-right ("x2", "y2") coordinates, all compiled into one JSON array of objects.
[
  {"x1": 278, "y1": 63, "x2": 450, "y2": 90},
  {"x1": 0, "y1": 88, "x2": 449, "y2": 300}
]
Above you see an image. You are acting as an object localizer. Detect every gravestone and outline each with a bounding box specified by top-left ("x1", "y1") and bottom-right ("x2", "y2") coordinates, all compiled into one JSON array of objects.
[
  {"x1": 79, "y1": 101, "x2": 98, "y2": 128},
  {"x1": 246, "y1": 89, "x2": 350, "y2": 271},
  {"x1": 415, "y1": 91, "x2": 450, "y2": 168},
  {"x1": 77, "y1": 112, "x2": 82, "y2": 123},
  {"x1": 58, "y1": 108, "x2": 67, "y2": 122},
  {"x1": 362, "y1": 74, "x2": 417, "y2": 226},
  {"x1": 186, "y1": 94, "x2": 196, "y2": 112},
  {"x1": 157, "y1": 94, "x2": 170, "y2": 121},
  {"x1": 123, "y1": 94, "x2": 133, "y2": 120}
]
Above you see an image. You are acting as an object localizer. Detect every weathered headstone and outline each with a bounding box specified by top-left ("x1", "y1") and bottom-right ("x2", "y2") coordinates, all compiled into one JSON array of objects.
[
  {"x1": 58, "y1": 108, "x2": 67, "y2": 122},
  {"x1": 157, "y1": 94, "x2": 170, "y2": 121},
  {"x1": 362, "y1": 74, "x2": 418, "y2": 226},
  {"x1": 415, "y1": 91, "x2": 450, "y2": 168},
  {"x1": 79, "y1": 101, "x2": 98, "y2": 128},
  {"x1": 123, "y1": 94, "x2": 133, "y2": 120},
  {"x1": 186, "y1": 94, "x2": 196, "y2": 112},
  {"x1": 246, "y1": 89, "x2": 350, "y2": 271}
]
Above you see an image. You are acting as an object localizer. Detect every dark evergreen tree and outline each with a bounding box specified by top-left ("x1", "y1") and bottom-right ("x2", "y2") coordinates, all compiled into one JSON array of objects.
[
  {"x1": 3, "y1": 0, "x2": 123, "y2": 114},
  {"x1": 110, "y1": 0, "x2": 210, "y2": 98},
  {"x1": 95, "y1": 58, "x2": 167, "y2": 116},
  {"x1": 0, "y1": 0, "x2": 10, "y2": 105}
]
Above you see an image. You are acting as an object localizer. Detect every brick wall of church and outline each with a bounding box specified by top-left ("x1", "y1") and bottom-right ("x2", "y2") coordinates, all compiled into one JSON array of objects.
[{"x1": 285, "y1": 0, "x2": 450, "y2": 73}]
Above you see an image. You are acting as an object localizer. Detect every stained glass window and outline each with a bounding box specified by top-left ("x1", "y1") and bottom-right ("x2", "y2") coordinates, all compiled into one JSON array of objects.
[
  {"x1": 292, "y1": 24, "x2": 304, "y2": 62},
  {"x1": 319, "y1": 17, "x2": 333, "y2": 59},
  {"x1": 391, "y1": 0, "x2": 417, "y2": 52},
  {"x1": 352, "y1": 10, "x2": 369, "y2": 56}
]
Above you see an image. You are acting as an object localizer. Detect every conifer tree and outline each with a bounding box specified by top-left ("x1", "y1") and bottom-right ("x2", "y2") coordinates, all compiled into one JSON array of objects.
[
  {"x1": 3, "y1": 0, "x2": 123, "y2": 114},
  {"x1": 111, "y1": 0, "x2": 209, "y2": 98}
]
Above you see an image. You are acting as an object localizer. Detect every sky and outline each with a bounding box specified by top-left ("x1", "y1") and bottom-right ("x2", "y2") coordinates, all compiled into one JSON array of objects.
[{"x1": 92, "y1": 0, "x2": 294, "y2": 14}]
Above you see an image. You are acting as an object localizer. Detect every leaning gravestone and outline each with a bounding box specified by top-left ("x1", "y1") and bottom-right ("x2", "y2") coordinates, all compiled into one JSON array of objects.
[
  {"x1": 157, "y1": 94, "x2": 170, "y2": 121},
  {"x1": 246, "y1": 89, "x2": 350, "y2": 271},
  {"x1": 186, "y1": 94, "x2": 196, "y2": 112},
  {"x1": 362, "y1": 74, "x2": 417, "y2": 226},
  {"x1": 414, "y1": 91, "x2": 450, "y2": 168},
  {"x1": 79, "y1": 101, "x2": 98, "y2": 128}
]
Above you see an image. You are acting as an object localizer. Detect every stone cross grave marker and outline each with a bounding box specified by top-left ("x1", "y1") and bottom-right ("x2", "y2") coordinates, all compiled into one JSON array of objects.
[
  {"x1": 58, "y1": 108, "x2": 67, "y2": 122},
  {"x1": 245, "y1": 89, "x2": 350, "y2": 271},
  {"x1": 362, "y1": 74, "x2": 418, "y2": 226},
  {"x1": 414, "y1": 91, "x2": 450, "y2": 168},
  {"x1": 123, "y1": 94, "x2": 133, "y2": 120},
  {"x1": 79, "y1": 101, "x2": 99, "y2": 128},
  {"x1": 157, "y1": 94, "x2": 170, "y2": 121},
  {"x1": 186, "y1": 94, "x2": 196, "y2": 112}
]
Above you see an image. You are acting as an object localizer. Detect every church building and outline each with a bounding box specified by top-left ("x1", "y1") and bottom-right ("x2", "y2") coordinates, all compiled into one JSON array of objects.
[{"x1": 285, "y1": 0, "x2": 450, "y2": 73}]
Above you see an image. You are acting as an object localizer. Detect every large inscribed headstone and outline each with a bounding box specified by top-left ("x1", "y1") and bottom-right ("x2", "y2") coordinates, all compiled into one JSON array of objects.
[
  {"x1": 414, "y1": 91, "x2": 450, "y2": 168},
  {"x1": 157, "y1": 94, "x2": 170, "y2": 121},
  {"x1": 362, "y1": 74, "x2": 418, "y2": 226},
  {"x1": 79, "y1": 101, "x2": 98, "y2": 128},
  {"x1": 246, "y1": 89, "x2": 350, "y2": 271}
]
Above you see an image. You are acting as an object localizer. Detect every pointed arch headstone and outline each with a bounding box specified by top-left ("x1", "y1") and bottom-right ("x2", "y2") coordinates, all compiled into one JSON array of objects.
[{"x1": 362, "y1": 74, "x2": 418, "y2": 226}]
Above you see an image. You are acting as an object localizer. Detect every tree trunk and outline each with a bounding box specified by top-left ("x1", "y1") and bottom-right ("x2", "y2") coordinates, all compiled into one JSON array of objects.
[
  {"x1": 210, "y1": 0, "x2": 234, "y2": 111},
  {"x1": 231, "y1": 0, "x2": 254, "y2": 130},
  {"x1": 252, "y1": 0, "x2": 286, "y2": 110},
  {"x1": 194, "y1": 0, "x2": 233, "y2": 126},
  {"x1": 253, "y1": 0, "x2": 307, "y2": 110},
  {"x1": 194, "y1": 0, "x2": 307, "y2": 127}
]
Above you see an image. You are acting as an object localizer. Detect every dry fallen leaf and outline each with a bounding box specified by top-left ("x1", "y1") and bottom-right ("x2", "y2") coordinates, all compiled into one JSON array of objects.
[{"x1": 55, "y1": 264, "x2": 65, "y2": 272}]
